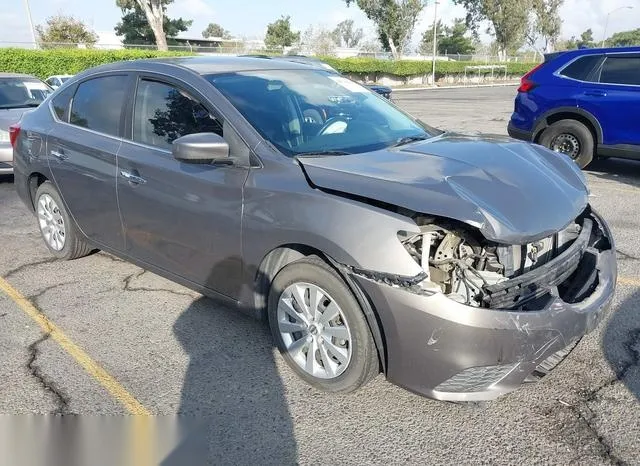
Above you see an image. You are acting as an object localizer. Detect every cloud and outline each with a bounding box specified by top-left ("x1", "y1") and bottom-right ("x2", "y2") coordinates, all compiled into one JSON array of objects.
[
  {"x1": 169, "y1": 0, "x2": 215, "y2": 20},
  {"x1": 560, "y1": 0, "x2": 640, "y2": 40}
]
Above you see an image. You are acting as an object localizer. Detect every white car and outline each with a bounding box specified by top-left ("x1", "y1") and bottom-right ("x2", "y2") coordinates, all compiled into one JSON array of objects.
[{"x1": 44, "y1": 74, "x2": 74, "y2": 89}]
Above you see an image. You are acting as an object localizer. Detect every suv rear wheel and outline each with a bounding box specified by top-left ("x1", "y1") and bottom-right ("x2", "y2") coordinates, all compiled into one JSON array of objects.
[{"x1": 539, "y1": 119, "x2": 594, "y2": 169}]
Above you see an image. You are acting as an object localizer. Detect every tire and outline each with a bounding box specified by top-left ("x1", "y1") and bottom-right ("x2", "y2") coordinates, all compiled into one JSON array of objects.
[
  {"x1": 268, "y1": 257, "x2": 379, "y2": 393},
  {"x1": 34, "y1": 181, "x2": 93, "y2": 260},
  {"x1": 539, "y1": 119, "x2": 595, "y2": 169}
]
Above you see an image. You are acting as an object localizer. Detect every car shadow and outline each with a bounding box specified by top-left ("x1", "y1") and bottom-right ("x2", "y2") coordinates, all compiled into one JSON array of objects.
[
  {"x1": 0, "y1": 174, "x2": 14, "y2": 184},
  {"x1": 602, "y1": 288, "x2": 640, "y2": 400},
  {"x1": 164, "y1": 260, "x2": 298, "y2": 465},
  {"x1": 586, "y1": 157, "x2": 640, "y2": 189}
]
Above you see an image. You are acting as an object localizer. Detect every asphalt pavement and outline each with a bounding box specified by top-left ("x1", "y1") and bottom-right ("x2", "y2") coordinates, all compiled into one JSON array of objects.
[{"x1": 0, "y1": 85, "x2": 639, "y2": 465}]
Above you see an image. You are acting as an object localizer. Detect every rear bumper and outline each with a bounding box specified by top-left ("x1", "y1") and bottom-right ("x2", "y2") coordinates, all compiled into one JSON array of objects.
[
  {"x1": 507, "y1": 121, "x2": 533, "y2": 142},
  {"x1": 353, "y1": 211, "x2": 616, "y2": 402},
  {"x1": 0, "y1": 144, "x2": 13, "y2": 174}
]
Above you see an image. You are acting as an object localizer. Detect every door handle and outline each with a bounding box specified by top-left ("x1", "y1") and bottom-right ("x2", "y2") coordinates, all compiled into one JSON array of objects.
[
  {"x1": 120, "y1": 170, "x2": 147, "y2": 185},
  {"x1": 50, "y1": 149, "x2": 68, "y2": 161},
  {"x1": 584, "y1": 90, "x2": 607, "y2": 97}
]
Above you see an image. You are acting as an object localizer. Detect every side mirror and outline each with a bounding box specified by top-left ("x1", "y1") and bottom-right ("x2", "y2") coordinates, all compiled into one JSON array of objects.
[{"x1": 172, "y1": 132, "x2": 230, "y2": 164}]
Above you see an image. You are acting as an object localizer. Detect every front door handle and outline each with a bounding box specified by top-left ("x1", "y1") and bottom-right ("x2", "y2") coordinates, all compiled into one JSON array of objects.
[
  {"x1": 120, "y1": 170, "x2": 146, "y2": 185},
  {"x1": 50, "y1": 149, "x2": 68, "y2": 161}
]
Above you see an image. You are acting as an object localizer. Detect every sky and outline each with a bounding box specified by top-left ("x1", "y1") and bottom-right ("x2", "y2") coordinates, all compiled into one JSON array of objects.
[{"x1": 1, "y1": 0, "x2": 639, "y2": 49}]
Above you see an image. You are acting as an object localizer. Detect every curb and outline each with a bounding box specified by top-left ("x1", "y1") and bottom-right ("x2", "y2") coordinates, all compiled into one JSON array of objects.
[{"x1": 392, "y1": 82, "x2": 519, "y2": 92}]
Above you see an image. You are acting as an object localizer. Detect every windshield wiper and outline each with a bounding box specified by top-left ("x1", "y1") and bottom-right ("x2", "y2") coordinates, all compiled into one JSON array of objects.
[
  {"x1": 295, "y1": 150, "x2": 352, "y2": 157},
  {"x1": 390, "y1": 135, "x2": 430, "y2": 148}
]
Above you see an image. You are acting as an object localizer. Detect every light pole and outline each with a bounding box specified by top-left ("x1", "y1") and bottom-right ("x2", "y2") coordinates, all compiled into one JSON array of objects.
[
  {"x1": 431, "y1": 0, "x2": 439, "y2": 86},
  {"x1": 23, "y1": 0, "x2": 38, "y2": 48},
  {"x1": 601, "y1": 6, "x2": 633, "y2": 47}
]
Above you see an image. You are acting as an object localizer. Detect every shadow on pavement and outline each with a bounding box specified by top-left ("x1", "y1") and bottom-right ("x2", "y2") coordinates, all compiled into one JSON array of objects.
[
  {"x1": 586, "y1": 157, "x2": 640, "y2": 189},
  {"x1": 169, "y1": 295, "x2": 297, "y2": 465},
  {"x1": 0, "y1": 174, "x2": 14, "y2": 184},
  {"x1": 603, "y1": 289, "x2": 640, "y2": 400}
]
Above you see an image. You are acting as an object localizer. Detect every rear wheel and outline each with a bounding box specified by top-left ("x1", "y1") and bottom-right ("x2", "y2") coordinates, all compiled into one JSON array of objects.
[
  {"x1": 539, "y1": 119, "x2": 594, "y2": 169},
  {"x1": 35, "y1": 181, "x2": 93, "y2": 260},
  {"x1": 267, "y1": 257, "x2": 379, "y2": 393}
]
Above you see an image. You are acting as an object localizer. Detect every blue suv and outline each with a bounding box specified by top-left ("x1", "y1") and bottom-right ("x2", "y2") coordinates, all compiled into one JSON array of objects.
[{"x1": 508, "y1": 46, "x2": 640, "y2": 168}]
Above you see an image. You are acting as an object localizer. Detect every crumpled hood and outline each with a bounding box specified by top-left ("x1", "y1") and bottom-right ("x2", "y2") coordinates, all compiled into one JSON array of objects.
[{"x1": 298, "y1": 133, "x2": 589, "y2": 244}]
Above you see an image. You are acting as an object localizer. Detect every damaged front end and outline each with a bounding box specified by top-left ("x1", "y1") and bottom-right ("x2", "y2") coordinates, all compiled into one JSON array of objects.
[
  {"x1": 396, "y1": 206, "x2": 611, "y2": 311},
  {"x1": 348, "y1": 207, "x2": 616, "y2": 401}
]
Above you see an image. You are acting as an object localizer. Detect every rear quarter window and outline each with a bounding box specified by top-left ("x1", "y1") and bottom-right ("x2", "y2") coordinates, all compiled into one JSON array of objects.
[
  {"x1": 51, "y1": 85, "x2": 75, "y2": 122},
  {"x1": 559, "y1": 55, "x2": 603, "y2": 81}
]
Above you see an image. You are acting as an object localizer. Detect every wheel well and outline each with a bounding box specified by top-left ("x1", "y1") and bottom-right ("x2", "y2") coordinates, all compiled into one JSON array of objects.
[
  {"x1": 255, "y1": 244, "x2": 388, "y2": 373},
  {"x1": 535, "y1": 112, "x2": 599, "y2": 145},
  {"x1": 28, "y1": 172, "x2": 49, "y2": 211}
]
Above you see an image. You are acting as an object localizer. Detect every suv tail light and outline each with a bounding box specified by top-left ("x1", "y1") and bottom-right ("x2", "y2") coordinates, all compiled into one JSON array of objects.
[
  {"x1": 8, "y1": 124, "x2": 20, "y2": 148},
  {"x1": 518, "y1": 63, "x2": 544, "y2": 93}
]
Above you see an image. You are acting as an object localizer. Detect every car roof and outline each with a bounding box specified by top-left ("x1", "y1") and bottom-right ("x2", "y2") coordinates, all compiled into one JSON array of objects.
[
  {"x1": 0, "y1": 72, "x2": 40, "y2": 79},
  {"x1": 73, "y1": 55, "x2": 322, "y2": 80},
  {"x1": 546, "y1": 45, "x2": 640, "y2": 62}
]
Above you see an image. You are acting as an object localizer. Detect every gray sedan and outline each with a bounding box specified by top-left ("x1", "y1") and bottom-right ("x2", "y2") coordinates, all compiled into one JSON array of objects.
[
  {"x1": 11, "y1": 57, "x2": 616, "y2": 401},
  {"x1": 0, "y1": 73, "x2": 52, "y2": 175}
]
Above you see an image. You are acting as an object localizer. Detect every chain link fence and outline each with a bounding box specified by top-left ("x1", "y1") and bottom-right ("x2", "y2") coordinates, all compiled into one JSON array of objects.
[{"x1": 0, "y1": 41, "x2": 540, "y2": 63}]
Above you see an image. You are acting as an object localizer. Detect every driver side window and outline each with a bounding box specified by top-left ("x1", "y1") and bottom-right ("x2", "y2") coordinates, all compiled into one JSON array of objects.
[{"x1": 133, "y1": 79, "x2": 223, "y2": 151}]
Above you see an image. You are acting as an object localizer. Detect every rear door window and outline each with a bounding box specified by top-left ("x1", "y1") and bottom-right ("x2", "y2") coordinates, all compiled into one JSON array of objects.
[
  {"x1": 599, "y1": 56, "x2": 640, "y2": 86},
  {"x1": 70, "y1": 75, "x2": 127, "y2": 136},
  {"x1": 132, "y1": 79, "x2": 223, "y2": 151},
  {"x1": 559, "y1": 55, "x2": 602, "y2": 81}
]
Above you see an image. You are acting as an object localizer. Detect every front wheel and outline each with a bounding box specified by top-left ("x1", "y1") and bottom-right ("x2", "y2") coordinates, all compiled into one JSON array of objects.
[
  {"x1": 267, "y1": 257, "x2": 379, "y2": 393},
  {"x1": 539, "y1": 119, "x2": 595, "y2": 169}
]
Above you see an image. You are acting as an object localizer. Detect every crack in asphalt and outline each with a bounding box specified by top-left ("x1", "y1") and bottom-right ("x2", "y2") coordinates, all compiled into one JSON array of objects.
[
  {"x1": 95, "y1": 252, "x2": 129, "y2": 264},
  {"x1": 3, "y1": 257, "x2": 59, "y2": 280},
  {"x1": 122, "y1": 269, "x2": 197, "y2": 298},
  {"x1": 26, "y1": 333, "x2": 71, "y2": 415},
  {"x1": 616, "y1": 249, "x2": 640, "y2": 262},
  {"x1": 557, "y1": 329, "x2": 640, "y2": 465},
  {"x1": 27, "y1": 281, "x2": 79, "y2": 304}
]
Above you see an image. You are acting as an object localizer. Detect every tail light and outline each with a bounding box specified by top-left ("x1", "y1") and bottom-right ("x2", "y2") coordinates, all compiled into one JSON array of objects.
[
  {"x1": 518, "y1": 63, "x2": 544, "y2": 93},
  {"x1": 9, "y1": 124, "x2": 20, "y2": 148}
]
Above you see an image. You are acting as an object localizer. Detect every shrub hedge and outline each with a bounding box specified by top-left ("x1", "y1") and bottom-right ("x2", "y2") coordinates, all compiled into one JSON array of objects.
[
  {"x1": 0, "y1": 48, "x2": 189, "y2": 79},
  {"x1": 0, "y1": 47, "x2": 536, "y2": 81}
]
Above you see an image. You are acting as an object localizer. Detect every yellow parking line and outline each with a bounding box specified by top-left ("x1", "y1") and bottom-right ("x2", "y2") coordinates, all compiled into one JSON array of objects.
[
  {"x1": 0, "y1": 277, "x2": 150, "y2": 416},
  {"x1": 618, "y1": 276, "x2": 640, "y2": 287}
]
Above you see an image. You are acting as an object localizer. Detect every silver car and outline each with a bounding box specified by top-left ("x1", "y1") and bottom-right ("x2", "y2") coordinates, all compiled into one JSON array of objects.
[
  {"x1": 12, "y1": 57, "x2": 616, "y2": 401},
  {"x1": 0, "y1": 73, "x2": 52, "y2": 175}
]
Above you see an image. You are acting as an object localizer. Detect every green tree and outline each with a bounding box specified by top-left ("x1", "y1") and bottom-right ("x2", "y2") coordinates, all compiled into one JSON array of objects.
[
  {"x1": 527, "y1": 0, "x2": 563, "y2": 52},
  {"x1": 577, "y1": 28, "x2": 595, "y2": 48},
  {"x1": 419, "y1": 20, "x2": 444, "y2": 55},
  {"x1": 202, "y1": 23, "x2": 231, "y2": 39},
  {"x1": 420, "y1": 19, "x2": 475, "y2": 55},
  {"x1": 606, "y1": 28, "x2": 640, "y2": 47},
  {"x1": 344, "y1": 0, "x2": 427, "y2": 59},
  {"x1": 35, "y1": 14, "x2": 98, "y2": 48},
  {"x1": 453, "y1": 0, "x2": 531, "y2": 60},
  {"x1": 115, "y1": 0, "x2": 192, "y2": 49},
  {"x1": 264, "y1": 15, "x2": 300, "y2": 49},
  {"x1": 333, "y1": 19, "x2": 364, "y2": 48}
]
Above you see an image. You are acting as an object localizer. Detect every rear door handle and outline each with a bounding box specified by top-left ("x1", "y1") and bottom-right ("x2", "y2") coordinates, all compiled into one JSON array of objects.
[
  {"x1": 584, "y1": 90, "x2": 607, "y2": 97},
  {"x1": 50, "y1": 149, "x2": 68, "y2": 161},
  {"x1": 120, "y1": 170, "x2": 146, "y2": 185}
]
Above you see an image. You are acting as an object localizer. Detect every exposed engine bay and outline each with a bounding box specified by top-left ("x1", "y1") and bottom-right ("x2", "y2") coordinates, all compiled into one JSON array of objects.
[{"x1": 400, "y1": 215, "x2": 589, "y2": 309}]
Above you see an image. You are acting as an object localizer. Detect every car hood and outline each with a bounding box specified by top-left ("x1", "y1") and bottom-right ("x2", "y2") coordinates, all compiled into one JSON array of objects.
[
  {"x1": 297, "y1": 133, "x2": 589, "y2": 244},
  {"x1": 0, "y1": 108, "x2": 29, "y2": 131}
]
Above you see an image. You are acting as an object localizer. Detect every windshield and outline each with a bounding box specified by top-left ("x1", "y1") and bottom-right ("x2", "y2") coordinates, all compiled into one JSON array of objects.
[
  {"x1": 0, "y1": 78, "x2": 51, "y2": 109},
  {"x1": 206, "y1": 70, "x2": 438, "y2": 156}
]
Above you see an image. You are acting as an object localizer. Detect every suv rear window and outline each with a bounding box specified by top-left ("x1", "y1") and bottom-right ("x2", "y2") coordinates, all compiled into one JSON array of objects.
[
  {"x1": 559, "y1": 55, "x2": 602, "y2": 81},
  {"x1": 600, "y1": 56, "x2": 640, "y2": 86}
]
